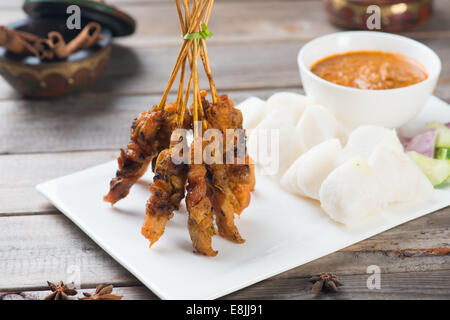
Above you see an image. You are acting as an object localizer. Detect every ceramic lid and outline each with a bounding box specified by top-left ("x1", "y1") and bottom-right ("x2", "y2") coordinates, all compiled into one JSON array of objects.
[{"x1": 23, "y1": 0, "x2": 136, "y2": 37}]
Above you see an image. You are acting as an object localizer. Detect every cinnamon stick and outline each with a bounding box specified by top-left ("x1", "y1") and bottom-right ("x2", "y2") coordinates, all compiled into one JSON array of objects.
[
  {"x1": 0, "y1": 26, "x2": 38, "y2": 56},
  {"x1": 79, "y1": 22, "x2": 102, "y2": 49},
  {"x1": 48, "y1": 31, "x2": 67, "y2": 58},
  {"x1": 48, "y1": 23, "x2": 103, "y2": 59},
  {"x1": 34, "y1": 39, "x2": 55, "y2": 60},
  {"x1": 15, "y1": 30, "x2": 42, "y2": 43}
]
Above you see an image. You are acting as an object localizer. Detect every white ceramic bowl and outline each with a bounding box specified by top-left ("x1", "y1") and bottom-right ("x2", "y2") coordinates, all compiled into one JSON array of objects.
[{"x1": 298, "y1": 31, "x2": 441, "y2": 129}]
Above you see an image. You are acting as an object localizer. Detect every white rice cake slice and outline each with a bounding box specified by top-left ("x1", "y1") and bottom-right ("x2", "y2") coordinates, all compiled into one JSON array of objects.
[
  {"x1": 281, "y1": 139, "x2": 342, "y2": 200},
  {"x1": 295, "y1": 104, "x2": 347, "y2": 154},
  {"x1": 236, "y1": 96, "x2": 267, "y2": 130},
  {"x1": 342, "y1": 125, "x2": 403, "y2": 162},
  {"x1": 369, "y1": 143, "x2": 433, "y2": 204},
  {"x1": 319, "y1": 157, "x2": 387, "y2": 225}
]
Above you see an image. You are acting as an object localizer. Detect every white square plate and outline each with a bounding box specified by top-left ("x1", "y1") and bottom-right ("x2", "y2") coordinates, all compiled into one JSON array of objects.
[{"x1": 37, "y1": 96, "x2": 450, "y2": 300}]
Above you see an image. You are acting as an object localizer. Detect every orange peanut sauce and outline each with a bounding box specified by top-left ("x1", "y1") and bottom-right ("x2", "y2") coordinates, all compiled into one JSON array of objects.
[{"x1": 310, "y1": 51, "x2": 428, "y2": 90}]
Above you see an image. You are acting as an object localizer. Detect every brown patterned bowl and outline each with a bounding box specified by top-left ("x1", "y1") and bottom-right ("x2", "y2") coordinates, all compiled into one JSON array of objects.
[
  {"x1": 0, "y1": 18, "x2": 112, "y2": 99},
  {"x1": 323, "y1": 0, "x2": 433, "y2": 33}
]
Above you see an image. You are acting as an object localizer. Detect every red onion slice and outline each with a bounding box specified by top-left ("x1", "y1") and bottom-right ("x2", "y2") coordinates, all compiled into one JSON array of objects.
[{"x1": 405, "y1": 129, "x2": 438, "y2": 158}]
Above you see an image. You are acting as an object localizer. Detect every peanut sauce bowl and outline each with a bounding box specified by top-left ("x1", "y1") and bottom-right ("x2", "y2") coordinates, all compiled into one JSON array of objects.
[{"x1": 298, "y1": 31, "x2": 441, "y2": 129}]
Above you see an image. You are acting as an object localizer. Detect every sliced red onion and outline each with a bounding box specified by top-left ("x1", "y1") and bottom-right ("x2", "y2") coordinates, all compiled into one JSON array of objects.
[
  {"x1": 405, "y1": 129, "x2": 438, "y2": 158},
  {"x1": 399, "y1": 135, "x2": 412, "y2": 148},
  {"x1": 445, "y1": 122, "x2": 450, "y2": 129}
]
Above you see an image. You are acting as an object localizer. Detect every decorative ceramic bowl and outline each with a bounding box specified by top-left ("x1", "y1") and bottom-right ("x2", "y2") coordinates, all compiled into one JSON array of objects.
[
  {"x1": 0, "y1": 18, "x2": 112, "y2": 99},
  {"x1": 323, "y1": 0, "x2": 433, "y2": 32}
]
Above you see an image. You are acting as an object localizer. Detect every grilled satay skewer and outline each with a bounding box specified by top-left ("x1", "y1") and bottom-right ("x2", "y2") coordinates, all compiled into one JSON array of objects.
[
  {"x1": 106, "y1": 0, "x2": 256, "y2": 255},
  {"x1": 201, "y1": 93, "x2": 255, "y2": 243},
  {"x1": 104, "y1": 103, "x2": 191, "y2": 205},
  {"x1": 184, "y1": 29, "x2": 219, "y2": 255},
  {"x1": 141, "y1": 146, "x2": 189, "y2": 246},
  {"x1": 186, "y1": 138, "x2": 217, "y2": 256}
]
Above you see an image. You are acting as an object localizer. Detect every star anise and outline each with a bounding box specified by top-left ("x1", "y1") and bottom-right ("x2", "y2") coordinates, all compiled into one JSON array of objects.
[
  {"x1": 44, "y1": 281, "x2": 78, "y2": 300},
  {"x1": 309, "y1": 273, "x2": 343, "y2": 294},
  {"x1": 79, "y1": 284, "x2": 123, "y2": 300}
]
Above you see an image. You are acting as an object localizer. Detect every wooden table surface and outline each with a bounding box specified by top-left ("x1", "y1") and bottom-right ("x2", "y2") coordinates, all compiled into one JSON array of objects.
[{"x1": 1, "y1": 0, "x2": 449, "y2": 300}]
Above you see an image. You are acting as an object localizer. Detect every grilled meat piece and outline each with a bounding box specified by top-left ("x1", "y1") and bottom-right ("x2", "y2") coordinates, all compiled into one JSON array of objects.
[
  {"x1": 141, "y1": 147, "x2": 188, "y2": 247},
  {"x1": 208, "y1": 163, "x2": 246, "y2": 243},
  {"x1": 226, "y1": 155, "x2": 255, "y2": 215},
  {"x1": 202, "y1": 93, "x2": 243, "y2": 132},
  {"x1": 104, "y1": 103, "x2": 191, "y2": 205},
  {"x1": 186, "y1": 138, "x2": 217, "y2": 256},
  {"x1": 104, "y1": 143, "x2": 152, "y2": 204},
  {"x1": 201, "y1": 93, "x2": 255, "y2": 243}
]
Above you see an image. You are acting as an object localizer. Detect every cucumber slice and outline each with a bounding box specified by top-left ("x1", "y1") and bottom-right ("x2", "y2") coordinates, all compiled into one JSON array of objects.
[
  {"x1": 435, "y1": 176, "x2": 450, "y2": 189},
  {"x1": 436, "y1": 147, "x2": 450, "y2": 160},
  {"x1": 426, "y1": 122, "x2": 450, "y2": 148},
  {"x1": 407, "y1": 151, "x2": 450, "y2": 187}
]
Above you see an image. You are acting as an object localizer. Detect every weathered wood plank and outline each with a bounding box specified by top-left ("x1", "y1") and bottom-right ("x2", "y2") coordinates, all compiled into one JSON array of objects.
[
  {"x1": 0, "y1": 211, "x2": 448, "y2": 291},
  {"x1": 1, "y1": 0, "x2": 449, "y2": 301},
  {"x1": 0, "y1": 0, "x2": 166, "y2": 8},
  {"x1": 113, "y1": 0, "x2": 450, "y2": 48},
  {"x1": 1, "y1": 0, "x2": 449, "y2": 45},
  {"x1": 1, "y1": 0, "x2": 339, "y2": 42},
  {"x1": 224, "y1": 270, "x2": 450, "y2": 300},
  {"x1": 0, "y1": 40, "x2": 309, "y2": 100},
  {"x1": 0, "y1": 1, "x2": 449, "y2": 99},
  {"x1": 1, "y1": 78, "x2": 450, "y2": 156},
  {"x1": 0, "y1": 214, "x2": 140, "y2": 291},
  {"x1": 1, "y1": 140, "x2": 450, "y2": 218},
  {"x1": 113, "y1": 0, "x2": 339, "y2": 48},
  {"x1": 87, "y1": 38, "x2": 450, "y2": 93},
  {"x1": 2, "y1": 269, "x2": 450, "y2": 300},
  {"x1": 0, "y1": 88, "x2": 289, "y2": 215},
  {"x1": 2, "y1": 36, "x2": 449, "y2": 100},
  {"x1": 0, "y1": 0, "x2": 351, "y2": 10},
  {"x1": 0, "y1": 150, "x2": 118, "y2": 215},
  {"x1": 0, "y1": 285, "x2": 158, "y2": 300},
  {"x1": 436, "y1": 82, "x2": 450, "y2": 101},
  {"x1": 0, "y1": 88, "x2": 297, "y2": 155}
]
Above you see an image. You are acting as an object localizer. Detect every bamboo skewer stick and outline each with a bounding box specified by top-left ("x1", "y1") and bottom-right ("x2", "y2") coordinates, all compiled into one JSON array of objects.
[
  {"x1": 190, "y1": 0, "x2": 211, "y2": 122},
  {"x1": 200, "y1": 40, "x2": 217, "y2": 104},
  {"x1": 175, "y1": 0, "x2": 191, "y2": 128},
  {"x1": 192, "y1": 40, "x2": 200, "y2": 138},
  {"x1": 199, "y1": 0, "x2": 218, "y2": 104},
  {"x1": 182, "y1": 0, "x2": 191, "y2": 29},
  {"x1": 176, "y1": 0, "x2": 207, "y2": 130},
  {"x1": 192, "y1": 0, "x2": 208, "y2": 130},
  {"x1": 178, "y1": 0, "x2": 194, "y2": 69},
  {"x1": 175, "y1": 0, "x2": 186, "y2": 33},
  {"x1": 204, "y1": 0, "x2": 214, "y2": 25},
  {"x1": 194, "y1": 47, "x2": 209, "y2": 131},
  {"x1": 180, "y1": 69, "x2": 194, "y2": 128},
  {"x1": 166, "y1": 0, "x2": 218, "y2": 132},
  {"x1": 175, "y1": 57, "x2": 187, "y2": 126},
  {"x1": 176, "y1": 0, "x2": 197, "y2": 128},
  {"x1": 157, "y1": 39, "x2": 189, "y2": 110},
  {"x1": 157, "y1": 0, "x2": 210, "y2": 110}
]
